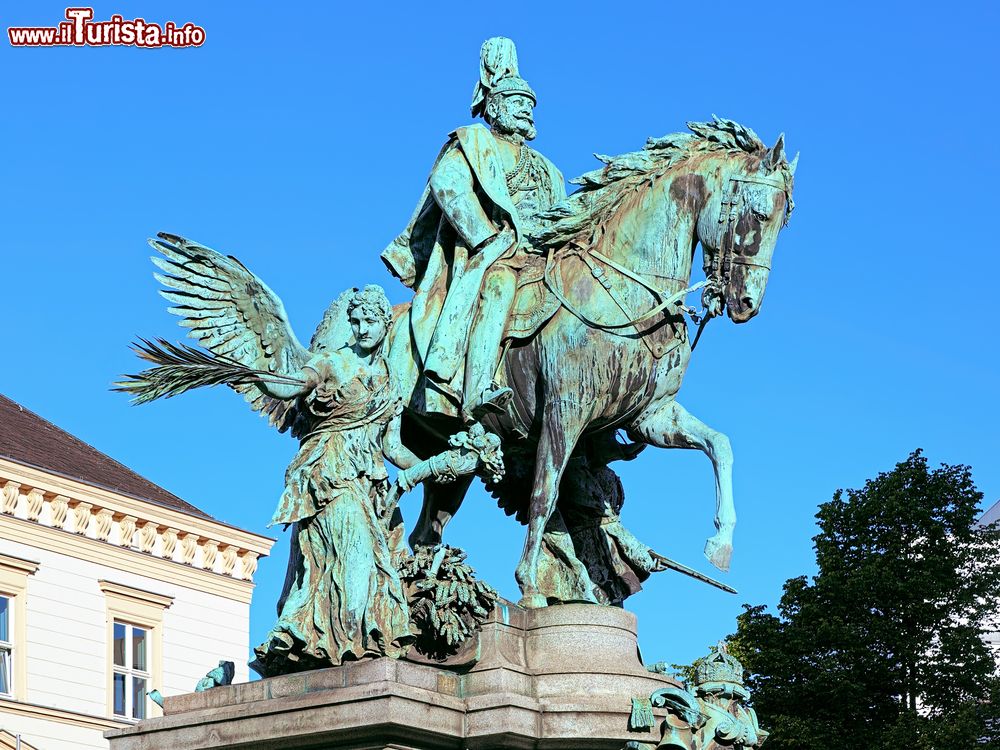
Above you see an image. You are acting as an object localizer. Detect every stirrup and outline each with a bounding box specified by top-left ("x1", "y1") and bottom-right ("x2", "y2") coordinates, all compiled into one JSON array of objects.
[{"x1": 469, "y1": 386, "x2": 513, "y2": 421}]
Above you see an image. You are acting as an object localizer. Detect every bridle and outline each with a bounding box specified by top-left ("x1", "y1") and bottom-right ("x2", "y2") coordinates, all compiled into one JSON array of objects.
[
  {"x1": 708, "y1": 172, "x2": 786, "y2": 286},
  {"x1": 543, "y1": 169, "x2": 790, "y2": 353},
  {"x1": 692, "y1": 171, "x2": 788, "y2": 350}
]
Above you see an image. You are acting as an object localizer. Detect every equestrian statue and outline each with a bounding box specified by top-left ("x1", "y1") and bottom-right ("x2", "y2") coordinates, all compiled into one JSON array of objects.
[
  {"x1": 383, "y1": 37, "x2": 797, "y2": 608},
  {"x1": 117, "y1": 36, "x2": 796, "y2": 675}
]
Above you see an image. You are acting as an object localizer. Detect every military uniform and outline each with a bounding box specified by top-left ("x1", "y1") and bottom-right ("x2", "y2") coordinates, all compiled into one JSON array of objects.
[{"x1": 381, "y1": 123, "x2": 565, "y2": 418}]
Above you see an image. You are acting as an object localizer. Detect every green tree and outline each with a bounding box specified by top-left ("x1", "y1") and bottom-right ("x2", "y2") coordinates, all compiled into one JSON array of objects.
[{"x1": 729, "y1": 450, "x2": 1000, "y2": 749}]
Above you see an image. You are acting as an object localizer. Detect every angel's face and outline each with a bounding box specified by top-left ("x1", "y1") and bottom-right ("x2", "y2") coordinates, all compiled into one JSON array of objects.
[{"x1": 350, "y1": 310, "x2": 387, "y2": 352}]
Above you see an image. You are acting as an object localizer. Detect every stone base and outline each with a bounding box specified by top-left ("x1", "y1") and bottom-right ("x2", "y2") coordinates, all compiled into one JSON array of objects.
[{"x1": 106, "y1": 604, "x2": 685, "y2": 749}]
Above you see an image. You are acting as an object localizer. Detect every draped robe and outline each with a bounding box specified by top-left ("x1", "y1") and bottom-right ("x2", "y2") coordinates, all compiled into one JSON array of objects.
[{"x1": 381, "y1": 124, "x2": 564, "y2": 416}]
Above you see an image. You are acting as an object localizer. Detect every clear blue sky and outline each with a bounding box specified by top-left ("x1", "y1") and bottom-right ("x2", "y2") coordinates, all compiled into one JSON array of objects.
[{"x1": 2, "y1": 1, "x2": 998, "y2": 670}]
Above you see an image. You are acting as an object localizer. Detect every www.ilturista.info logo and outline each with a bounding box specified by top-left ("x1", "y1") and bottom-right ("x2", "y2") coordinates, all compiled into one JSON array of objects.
[{"x1": 8, "y1": 7, "x2": 205, "y2": 48}]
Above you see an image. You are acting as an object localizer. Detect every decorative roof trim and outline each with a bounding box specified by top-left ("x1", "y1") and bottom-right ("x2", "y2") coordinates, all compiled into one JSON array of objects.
[
  {"x1": 0, "y1": 460, "x2": 273, "y2": 599},
  {"x1": 0, "y1": 514, "x2": 256, "y2": 605},
  {"x1": 0, "y1": 394, "x2": 212, "y2": 520},
  {"x1": 0, "y1": 458, "x2": 273, "y2": 559}
]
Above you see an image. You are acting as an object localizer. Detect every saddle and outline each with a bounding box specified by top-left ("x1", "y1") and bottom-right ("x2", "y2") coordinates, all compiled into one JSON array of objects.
[
  {"x1": 506, "y1": 253, "x2": 560, "y2": 340},
  {"x1": 504, "y1": 248, "x2": 693, "y2": 360}
]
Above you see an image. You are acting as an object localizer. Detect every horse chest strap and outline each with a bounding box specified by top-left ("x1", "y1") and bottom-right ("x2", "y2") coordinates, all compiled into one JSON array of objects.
[{"x1": 582, "y1": 254, "x2": 613, "y2": 290}]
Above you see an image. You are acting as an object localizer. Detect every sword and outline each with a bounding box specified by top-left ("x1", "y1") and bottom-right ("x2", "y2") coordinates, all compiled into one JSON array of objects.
[{"x1": 649, "y1": 550, "x2": 737, "y2": 594}]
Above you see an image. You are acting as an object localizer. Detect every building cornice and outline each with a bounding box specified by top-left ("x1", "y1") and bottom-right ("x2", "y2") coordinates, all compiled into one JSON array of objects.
[
  {"x1": 0, "y1": 459, "x2": 274, "y2": 592},
  {"x1": 0, "y1": 514, "x2": 258, "y2": 604},
  {"x1": 0, "y1": 458, "x2": 274, "y2": 552},
  {"x1": 0, "y1": 698, "x2": 129, "y2": 732}
]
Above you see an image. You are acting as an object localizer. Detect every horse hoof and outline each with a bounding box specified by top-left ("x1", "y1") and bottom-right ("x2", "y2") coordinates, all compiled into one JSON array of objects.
[
  {"x1": 704, "y1": 537, "x2": 732, "y2": 573},
  {"x1": 517, "y1": 593, "x2": 548, "y2": 609}
]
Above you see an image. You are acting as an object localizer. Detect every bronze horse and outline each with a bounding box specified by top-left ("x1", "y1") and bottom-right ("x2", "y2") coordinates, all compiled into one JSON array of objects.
[{"x1": 392, "y1": 118, "x2": 797, "y2": 607}]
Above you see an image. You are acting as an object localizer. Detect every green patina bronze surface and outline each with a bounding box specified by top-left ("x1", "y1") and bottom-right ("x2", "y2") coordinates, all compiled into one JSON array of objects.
[
  {"x1": 117, "y1": 240, "x2": 503, "y2": 675},
  {"x1": 118, "y1": 38, "x2": 796, "y2": 712},
  {"x1": 386, "y1": 37, "x2": 796, "y2": 609},
  {"x1": 630, "y1": 643, "x2": 768, "y2": 749}
]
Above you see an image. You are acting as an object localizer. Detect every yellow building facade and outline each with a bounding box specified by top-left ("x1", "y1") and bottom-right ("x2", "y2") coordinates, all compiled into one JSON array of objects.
[{"x1": 0, "y1": 394, "x2": 274, "y2": 749}]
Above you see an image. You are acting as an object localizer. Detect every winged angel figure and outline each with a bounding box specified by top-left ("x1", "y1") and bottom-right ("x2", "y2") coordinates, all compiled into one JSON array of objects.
[{"x1": 118, "y1": 233, "x2": 463, "y2": 674}]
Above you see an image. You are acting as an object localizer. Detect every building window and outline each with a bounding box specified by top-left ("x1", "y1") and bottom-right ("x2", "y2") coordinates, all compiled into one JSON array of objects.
[
  {"x1": 0, "y1": 554, "x2": 39, "y2": 703},
  {"x1": 112, "y1": 621, "x2": 151, "y2": 719},
  {"x1": 98, "y1": 580, "x2": 172, "y2": 720},
  {"x1": 0, "y1": 595, "x2": 11, "y2": 697}
]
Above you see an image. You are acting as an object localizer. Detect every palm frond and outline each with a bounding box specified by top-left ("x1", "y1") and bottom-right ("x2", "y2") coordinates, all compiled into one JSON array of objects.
[{"x1": 113, "y1": 338, "x2": 306, "y2": 404}]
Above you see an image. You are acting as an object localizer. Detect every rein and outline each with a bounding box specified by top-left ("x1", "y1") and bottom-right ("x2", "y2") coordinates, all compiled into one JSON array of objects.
[
  {"x1": 543, "y1": 246, "x2": 707, "y2": 335},
  {"x1": 541, "y1": 170, "x2": 785, "y2": 350}
]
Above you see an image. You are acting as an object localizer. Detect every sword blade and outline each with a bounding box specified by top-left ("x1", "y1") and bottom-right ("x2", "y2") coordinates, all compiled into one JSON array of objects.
[{"x1": 649, "y1": 551, "x2": 737, "y2": 594}]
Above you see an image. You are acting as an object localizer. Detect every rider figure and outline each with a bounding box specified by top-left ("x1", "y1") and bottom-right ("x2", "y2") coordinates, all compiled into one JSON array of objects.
[{"x1": 381, "y1": 37, "x2": 566, "y2": 421}]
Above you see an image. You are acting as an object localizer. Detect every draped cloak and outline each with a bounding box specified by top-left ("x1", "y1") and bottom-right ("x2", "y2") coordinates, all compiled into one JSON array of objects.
[
  {"x1": 381, "y1": 124, "x2": 564, "y2": 415},
  {"x1": 251, "y1": 351, "x2": 413, "y2": 676}
]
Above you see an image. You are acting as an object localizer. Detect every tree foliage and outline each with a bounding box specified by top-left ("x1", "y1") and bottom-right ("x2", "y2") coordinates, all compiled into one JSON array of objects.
[{"x1": 729, "y1": 450, "x2": 1000, "y2": 749}]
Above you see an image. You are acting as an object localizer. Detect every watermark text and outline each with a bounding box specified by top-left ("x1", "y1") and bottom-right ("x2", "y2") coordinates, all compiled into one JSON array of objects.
[{"x1": 8, "y1": 7, "x2": 205, "y2": 48}]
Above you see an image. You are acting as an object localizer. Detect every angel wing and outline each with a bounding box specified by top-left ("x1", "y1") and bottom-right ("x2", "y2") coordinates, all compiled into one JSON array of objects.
[{"x1": 150, "y1": 232, "x2": 310, "y2": 433}]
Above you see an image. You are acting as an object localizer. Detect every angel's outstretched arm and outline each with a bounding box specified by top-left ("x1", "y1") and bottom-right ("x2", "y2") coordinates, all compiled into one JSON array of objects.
[
  {"x1": 114, "y1": 339, "x2": 310, "y2": 406},
  {"x1": 255, "y1": 366, "x2": 315, "y2": 400},
  {"x1": 382, "y1": 413, "x2": 420, "y2": 470}
]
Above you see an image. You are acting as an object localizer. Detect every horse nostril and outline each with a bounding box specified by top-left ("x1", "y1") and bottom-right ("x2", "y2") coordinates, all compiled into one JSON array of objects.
[{"x1": 741, "y1": 296, "x2": 754, "y2": 310}]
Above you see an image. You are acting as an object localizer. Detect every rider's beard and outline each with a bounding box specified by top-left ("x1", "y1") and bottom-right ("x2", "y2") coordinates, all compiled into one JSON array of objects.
[
  {"x1": 518, "y1": 121, "x2": 538, "y2": 141},
  {"x1": 493, "y1": 107, "x2": 537, "y2": 142}
]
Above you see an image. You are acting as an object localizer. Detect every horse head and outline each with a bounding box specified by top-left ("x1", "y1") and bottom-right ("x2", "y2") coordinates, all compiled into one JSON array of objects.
[{"x1": 698, "y1": 132, "x2": 797, "y2": 323}]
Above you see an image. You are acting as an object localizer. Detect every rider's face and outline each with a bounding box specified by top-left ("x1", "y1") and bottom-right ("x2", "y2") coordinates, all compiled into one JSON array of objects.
[
  {"x1": 493, "y1": 94, "x2": 537, "y2": 141},
  {"x1": 350, "y1": 311, "x2": 387, "y2": 353}
]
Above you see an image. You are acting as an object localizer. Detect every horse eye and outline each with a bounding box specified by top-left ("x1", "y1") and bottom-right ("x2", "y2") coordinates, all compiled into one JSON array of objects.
[{"x1": 751, "y1": 209, "x2": 770, "y2": 222}]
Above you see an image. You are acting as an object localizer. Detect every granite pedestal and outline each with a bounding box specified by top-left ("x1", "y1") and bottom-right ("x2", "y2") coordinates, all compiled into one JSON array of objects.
[{"x1": 106, "y1": 603, "x2": 685, "y2": 750}]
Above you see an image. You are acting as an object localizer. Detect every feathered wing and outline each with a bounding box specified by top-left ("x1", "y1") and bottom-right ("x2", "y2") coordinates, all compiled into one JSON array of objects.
[{"x1": 149, "y1": 232, "x2": 310, "y2": 432}]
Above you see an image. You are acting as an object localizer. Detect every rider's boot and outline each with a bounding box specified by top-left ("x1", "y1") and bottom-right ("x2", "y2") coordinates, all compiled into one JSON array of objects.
[
  {"x1": 462, "y1": 265, "x2": 517, "y2": 423},
  {"x1": 468, "y1": 383, "x2": 514, "y2": 422}
]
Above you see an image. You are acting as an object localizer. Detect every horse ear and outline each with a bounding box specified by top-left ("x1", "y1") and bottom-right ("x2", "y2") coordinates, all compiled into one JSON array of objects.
[
  {"x1": 788, "y1": 151, "x2": 799, "y2": 176},
  {"x1": 764, "y1": 133, "x2": 786, "y2": 170}
]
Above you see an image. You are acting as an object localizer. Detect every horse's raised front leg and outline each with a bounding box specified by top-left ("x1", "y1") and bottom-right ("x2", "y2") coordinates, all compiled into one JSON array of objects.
[
  {"x1": 628, "y1": 399, "x2": 736, "y2": 572},
  {"x1": 515, "y1": 398, "x2": 588, "y2": 608},
  {"x1": 408, "y1": 474, "x2": 475, "y2": 549}
]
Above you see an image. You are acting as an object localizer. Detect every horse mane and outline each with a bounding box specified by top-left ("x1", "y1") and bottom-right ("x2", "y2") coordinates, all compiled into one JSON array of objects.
[{"x1": 532, "y1": 116, "x2": 773, "y2": 251}]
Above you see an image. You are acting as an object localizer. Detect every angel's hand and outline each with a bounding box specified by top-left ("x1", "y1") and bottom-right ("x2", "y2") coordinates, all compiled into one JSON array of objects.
[
  {"x1": 302, "y1": 365, "x2": 322, "y2": 391},
  {"x1": 256, "y1": 369, "x2": 311, "y2": 401},
  {"x1": 450, "y1": 450, "x2": 480, "y2": 476}
]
